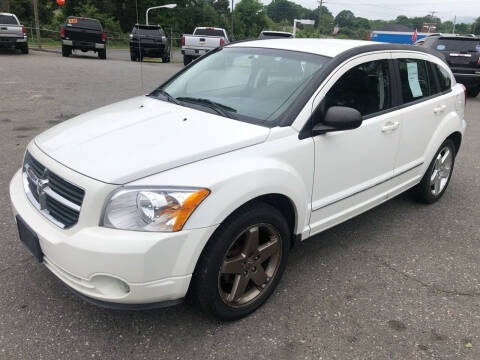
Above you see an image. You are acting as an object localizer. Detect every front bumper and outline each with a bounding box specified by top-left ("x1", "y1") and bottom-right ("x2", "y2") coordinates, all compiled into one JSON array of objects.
[{"x1": 9, "y1": 148, "x2": 217, "y2": 307}]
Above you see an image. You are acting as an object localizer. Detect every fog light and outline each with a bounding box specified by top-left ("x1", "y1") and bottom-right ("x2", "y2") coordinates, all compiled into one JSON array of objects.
[{"x1": 90, "y1": 275, "x2": 130, "y2": 297}]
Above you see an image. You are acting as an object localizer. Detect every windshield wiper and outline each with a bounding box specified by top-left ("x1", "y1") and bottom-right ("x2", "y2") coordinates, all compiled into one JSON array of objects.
[
  {"x1": 176, "y1": 97, "x2": 237, "y2": 119},
  {"x1": 150, "y1": 89, "x2": 180, "y2": 105}
]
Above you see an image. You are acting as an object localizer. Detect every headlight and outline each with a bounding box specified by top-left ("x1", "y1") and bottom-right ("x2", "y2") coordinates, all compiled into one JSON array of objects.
[{"x1": 101, "y1": 187, "x2": 210, "y2": 232}]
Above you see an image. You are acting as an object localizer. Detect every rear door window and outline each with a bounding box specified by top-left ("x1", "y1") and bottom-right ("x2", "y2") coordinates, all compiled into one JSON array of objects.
[
  {"x1": 0, "y1": 15, "x2": 18, "y2": 25},
  {"x1": 398, "y1": 59, "x2": 436, "y2": 103},
  {"x1": 324, "y1": 60, "x2": 392, "y2": 117}
]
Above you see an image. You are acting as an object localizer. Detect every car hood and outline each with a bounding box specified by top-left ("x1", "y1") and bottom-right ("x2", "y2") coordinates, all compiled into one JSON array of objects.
[{"x1": 35, "y1": 96, "x2": 270, "y2": 184}]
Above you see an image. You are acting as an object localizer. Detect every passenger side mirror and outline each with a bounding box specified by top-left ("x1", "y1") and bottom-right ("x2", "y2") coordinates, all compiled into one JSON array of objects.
[{"x1": 312, "y1": 106, "x2": 363, "y2": 135}]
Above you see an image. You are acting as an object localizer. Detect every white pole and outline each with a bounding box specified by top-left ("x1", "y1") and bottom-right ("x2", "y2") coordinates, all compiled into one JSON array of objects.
[{"x1": 293, "y1": 19, "x2": 297, "y2": 37}]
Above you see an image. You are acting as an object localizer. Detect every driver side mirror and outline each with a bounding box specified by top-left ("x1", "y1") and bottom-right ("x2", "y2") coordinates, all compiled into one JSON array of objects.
[{"x1": 312, "y1": 106, "x2": 363, "y2": 135}]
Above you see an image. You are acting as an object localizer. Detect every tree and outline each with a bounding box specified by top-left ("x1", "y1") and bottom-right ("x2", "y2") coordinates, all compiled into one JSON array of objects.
[
  {"x1": 472, "y1": 17, "x2": 480, "y2": 34},
  {"x1": 234, "y1": 0, "x2": 269, "y2": 38},
  {"x1": 334, "y1": 10, "x2": 354, "y2": 28}
]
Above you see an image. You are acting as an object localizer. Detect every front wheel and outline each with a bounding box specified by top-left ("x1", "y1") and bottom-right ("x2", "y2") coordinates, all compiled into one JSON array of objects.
[
  {"x1": 412, "y1": 139, "x2": 456, "y2": 204},
  {"x1": 191, "y1": 202, "x2": 290, "y2": 320}
]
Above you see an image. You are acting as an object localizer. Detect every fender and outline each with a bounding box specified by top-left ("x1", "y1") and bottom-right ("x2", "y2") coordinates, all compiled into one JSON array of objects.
[
  {"x1": 130, "y1": 127, "x2": 314, "y2": 236},
  {"x1": 421, "y1": 102, "x2": 464, "y2": 176}
]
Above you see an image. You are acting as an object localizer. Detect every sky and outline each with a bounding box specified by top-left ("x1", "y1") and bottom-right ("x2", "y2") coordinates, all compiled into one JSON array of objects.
[{"x1": 261, "y1": 0, "x2": 480, "y2": 22}]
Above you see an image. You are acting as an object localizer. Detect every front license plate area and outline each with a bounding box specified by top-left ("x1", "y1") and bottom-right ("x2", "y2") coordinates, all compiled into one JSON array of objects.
[{"x1": 16, "y1": 216, "x2": 43, "y2": 262}]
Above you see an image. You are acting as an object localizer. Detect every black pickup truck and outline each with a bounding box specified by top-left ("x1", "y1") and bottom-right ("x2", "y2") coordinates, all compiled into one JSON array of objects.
[
  {"x1": 129, "y1": 24, "x2": 170, "y2": 62},
  {"x1": 60, "y1": 17, "x2": 106, "y2": 59}
]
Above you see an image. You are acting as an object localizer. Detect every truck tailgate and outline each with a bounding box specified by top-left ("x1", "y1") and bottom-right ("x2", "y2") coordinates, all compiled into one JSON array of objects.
[
  {"x1": 65, "y1": 27, "x2": 102, "y2": 43},
  {"x1": 184, "y1": 35, "x2": 221, "y2": 49},
  {"x1": 0, "y1": 25, "x2": 23, "y2": 38}
]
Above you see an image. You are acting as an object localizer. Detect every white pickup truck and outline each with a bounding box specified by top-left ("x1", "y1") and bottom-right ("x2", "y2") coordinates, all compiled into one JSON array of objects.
[
  {"x1": 181, "y1": 27, "x2": 228, "y2": 66},
  {"x1": 0, "y1": 12, "x2": 28, "y2": 54}
]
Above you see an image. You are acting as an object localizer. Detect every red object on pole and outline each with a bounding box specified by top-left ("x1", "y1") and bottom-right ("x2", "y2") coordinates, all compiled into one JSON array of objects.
[
  {"x1": 57, "y1": 0, "x2": 65, "y2": 6},
  {"x1": 411, "y1": 29, "x2": 418, "y2": 43}
]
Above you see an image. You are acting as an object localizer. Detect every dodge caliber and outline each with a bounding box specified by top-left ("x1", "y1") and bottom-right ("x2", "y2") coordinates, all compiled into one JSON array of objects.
[{"x1": 10, "y1": 39, "x2": 466, "y2": 320}]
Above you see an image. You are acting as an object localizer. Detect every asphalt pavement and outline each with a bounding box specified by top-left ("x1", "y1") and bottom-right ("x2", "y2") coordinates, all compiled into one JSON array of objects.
[{"x1": 0, "y1": 49, "x2": 479, "y2": 360}]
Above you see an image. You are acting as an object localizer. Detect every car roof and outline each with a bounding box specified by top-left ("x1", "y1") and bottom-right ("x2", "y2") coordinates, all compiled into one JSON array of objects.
[
  {"x1": 261, "y1": 31, "x2": 292, "y2": 34},
  {"x1": 0, "y1": 12, "x2": 15, "y2": 16},
  {"x1": 229, "y1": 38, "x2": 397, "y2": 57}
]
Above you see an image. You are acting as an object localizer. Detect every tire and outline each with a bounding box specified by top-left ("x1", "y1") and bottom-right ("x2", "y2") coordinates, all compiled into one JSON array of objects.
[
  {"x1": 98, "y1": 49, "x2": 106, "y2": 60},
  {"x1": 412, "y1": 139, "x2": 456, "y2": 204},
  {"x1": 466, "y1": 87, "x2": 479, "y2": 98},
  {"x1": 162, "y1": 54, "x2": 170, "y2": 63},
  {"x1": 61, "y1": 45, "x2": 71, "y2": 57},
  {"x1": 21, "y1": 44, "x2": 29, "y2": 54},
  {"x1": 130, "y1": 52, "x2": 137, "y2": 61},
  {"x1": 183, "y1": 55, "x2": 192, "y2": 66},
  {"x1": 190, "y1": 202, "x2": 291, "y2": 320}
]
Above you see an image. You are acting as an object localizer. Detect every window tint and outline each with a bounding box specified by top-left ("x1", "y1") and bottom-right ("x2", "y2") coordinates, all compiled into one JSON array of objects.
[
  {"x1": 0, "y1": 15, "x2": 18, "y2": 25},
  {"x1": 434, "y1": 64, "x2": 452, "y2": 92},
  {"x1": 398, "y1": 59, "x2": 436, "y2": 103},
  {"x1": 133, "y1": 26, "x2": 165, "y2": 36},
  {"x1": 436, "y1": 38, "x2": 480, "y2": 52},
  {"x1": 324, "y1": 60, "x2": 391, "y2": 117},
  {"x1": 194, "y1": 28, "x2": 225, "y2": 37},
  {"x1": 66, "y1": 17, "x2": 102, "y2": 31}
]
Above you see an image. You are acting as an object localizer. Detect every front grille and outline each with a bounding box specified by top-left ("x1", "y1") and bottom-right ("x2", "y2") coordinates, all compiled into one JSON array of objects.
[{"x1": 23, "y1": 152, "x2": 85, "y2": 228}]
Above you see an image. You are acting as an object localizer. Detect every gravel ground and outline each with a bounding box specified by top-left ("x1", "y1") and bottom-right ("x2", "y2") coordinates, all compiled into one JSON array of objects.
[{"x1": 0, "y1": 49, "x2": 479, "y2": 360}]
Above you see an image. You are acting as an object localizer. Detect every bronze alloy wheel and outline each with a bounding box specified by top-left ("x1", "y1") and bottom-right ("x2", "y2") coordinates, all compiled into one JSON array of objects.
[{"x1": 218, "y1": 223, "x2": 282, "y2": 308}]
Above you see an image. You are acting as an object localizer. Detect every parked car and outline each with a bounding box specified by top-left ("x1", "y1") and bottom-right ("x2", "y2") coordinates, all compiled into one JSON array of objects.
[
  {"x1": 129, "y1": 24, "x2": 170, "y2": 62},
  {"x1": 181, "y1": 27, "x2": 228, "y2": 66},
  {"x1": 419, "y1": 35, "x2": 480, "y2": 97},
  {"x1": 258, "y1": 30, "x2": 294, "y2": 39},
  {"x1": 60, "y1": 16, "x2": 106, "y2": 59},
  {"x1": 0, "y1": 12, "x2": 28, "y2": 54},
  {"x1": 10, "y1": 39, "x2": 466, "y2": 320}
]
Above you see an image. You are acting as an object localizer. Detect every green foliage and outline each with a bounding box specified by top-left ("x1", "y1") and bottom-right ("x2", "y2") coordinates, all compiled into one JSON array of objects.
[{"x1": 5, "y1": 0, "x2": 478, "y2": 42}]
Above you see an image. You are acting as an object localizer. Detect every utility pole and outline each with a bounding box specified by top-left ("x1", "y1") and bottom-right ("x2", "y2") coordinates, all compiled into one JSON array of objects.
[
  {"x1": 32, "y1": 0, "x2": 41, "y2": 48},
  {"x1": 317, "y1": 0, "x2": 324, "y2": 37},
  {"x1": 452, "y1": 15, "x2": 456, "y2": 34},
  {"x1": 231, "y1": 0, "x2": 234, "y2": 40},
  {"x1": 428, "y1": 10, "x2": 437, "y2": 33}
]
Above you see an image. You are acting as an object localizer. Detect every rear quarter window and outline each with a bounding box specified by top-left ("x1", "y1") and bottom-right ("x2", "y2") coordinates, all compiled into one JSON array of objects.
[{"x1": 433, "y1": 64, "x2": 452, "y2": 92}]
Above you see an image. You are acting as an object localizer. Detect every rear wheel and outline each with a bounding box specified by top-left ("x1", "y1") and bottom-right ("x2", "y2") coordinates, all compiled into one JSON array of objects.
[
  {"x1": 162, "y1": 53, "x2": 170, "y2": 63},
  {"x1": 466, "y1": 87, "x2": 479, "y2": 98},
  {"x1": 21, "y1": 44, "x2": 29, "y2": 54},
  {"x1": 191, "y1": 202, "x2": 290, "y2": 320},
  {"x1": 412, "y1": 139, "x2": 456, "y2": 204},
  {"x1": 183, "y1": 55, "x2": 192, "y2": 66},
  {"x1": 130, "y1": 52, "x2": 137, "y2": 61},
  {"x1": 61, "y1": 45, "x2": 71, "y2": 57},
  {"x1": 98, "y1": 48, "x2": 107, "y2": 60}
]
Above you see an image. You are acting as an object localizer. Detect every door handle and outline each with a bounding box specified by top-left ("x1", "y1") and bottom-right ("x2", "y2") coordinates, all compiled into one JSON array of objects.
[
  {"x1": 433, "y1": 105, "x2": 446, "y2": 114},
  {"x1": 382, "y1": 121, "x2": 400, "y2": 133}
]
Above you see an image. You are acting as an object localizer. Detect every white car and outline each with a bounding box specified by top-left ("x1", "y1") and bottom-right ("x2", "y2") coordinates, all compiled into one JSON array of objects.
[{"x1": 10, "y1": 39, "x2": 466, "y2": 320}]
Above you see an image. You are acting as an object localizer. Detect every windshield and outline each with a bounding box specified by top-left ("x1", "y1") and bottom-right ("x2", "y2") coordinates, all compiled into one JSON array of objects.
[
  {"x1": 152, "y1": 47, "x2": 329, "y2": 125},
  {"x1": 0, "y1": 15, "x2": 18, "y2": 25},
  {"x1": 194, "y1": 28, "x2": 225, "y2": 37},
  {"x1": 437, "y1": 38, "x2": 480, "y2": 52}
]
